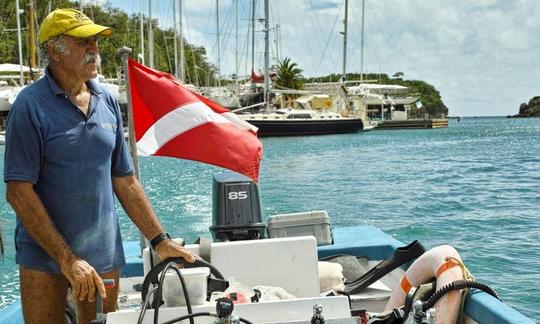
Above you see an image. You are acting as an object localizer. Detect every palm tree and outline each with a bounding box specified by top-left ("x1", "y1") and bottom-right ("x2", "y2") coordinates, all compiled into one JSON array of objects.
[
  {"x1": 274, "y1": 57, "x2": 304, "y2": 90},
  {"x1": 392, "y1": 72, "x2": 404, "y2": 79}
]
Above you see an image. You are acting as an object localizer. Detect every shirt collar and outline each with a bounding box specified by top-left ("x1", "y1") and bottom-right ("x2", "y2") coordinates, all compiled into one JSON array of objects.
[
  {"x1": 87, "y1": 78, "x2": 103, "y2": 96},
  {"x1": 45, "y1": 67, "x2": 103, "y2": 97}
]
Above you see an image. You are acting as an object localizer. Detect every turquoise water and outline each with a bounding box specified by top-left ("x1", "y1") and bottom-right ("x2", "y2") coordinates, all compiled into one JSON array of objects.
[{"x1": 1, "y1": 117, "x2": 539, "y2": 320}]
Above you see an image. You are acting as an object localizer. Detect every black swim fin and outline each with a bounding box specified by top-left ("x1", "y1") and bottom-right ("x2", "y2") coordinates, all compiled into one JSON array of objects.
[{"x1": 343, "y1": 240, "x2": 425, "y2": 294}]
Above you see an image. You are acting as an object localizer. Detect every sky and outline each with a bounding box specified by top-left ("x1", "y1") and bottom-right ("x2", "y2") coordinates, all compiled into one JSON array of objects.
[{"x1": 84, "y1": 0, "x2": 540, "y2": 117}]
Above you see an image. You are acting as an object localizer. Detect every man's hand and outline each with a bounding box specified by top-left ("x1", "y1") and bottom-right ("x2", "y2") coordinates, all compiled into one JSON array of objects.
[
  {"x1": 154, "y1": 239, "x2": 198, "y2": 263},
  {"x1": 60, "y1": 258, "x2": 106, "y2": 302}
]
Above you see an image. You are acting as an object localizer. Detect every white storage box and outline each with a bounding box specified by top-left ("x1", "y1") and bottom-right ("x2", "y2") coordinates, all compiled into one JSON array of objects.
[
  {"x1": 162, "y1": 267, "x2": 210, "y2": 307},
  {"x1": 267, "y1": 210, "x2": 333, "y2": 245}
]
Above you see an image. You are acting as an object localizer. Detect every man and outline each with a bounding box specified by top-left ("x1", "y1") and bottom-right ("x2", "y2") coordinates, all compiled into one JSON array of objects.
[{"x1": 4, "y1": 8, "x2": 197, "y2": 324}]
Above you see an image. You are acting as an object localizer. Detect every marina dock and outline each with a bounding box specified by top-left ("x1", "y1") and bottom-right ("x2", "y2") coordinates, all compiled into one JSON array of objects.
[{"x1": 375, "y1": 118, "x2": 448, "y2": 130}]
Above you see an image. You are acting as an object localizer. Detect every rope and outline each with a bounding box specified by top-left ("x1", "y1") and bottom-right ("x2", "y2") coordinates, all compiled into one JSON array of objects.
[{"x1": 445, "y1": 256, "x2": 474, "y2": 324}]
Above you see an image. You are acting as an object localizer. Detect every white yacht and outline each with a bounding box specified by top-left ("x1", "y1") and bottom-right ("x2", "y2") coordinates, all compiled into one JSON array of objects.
[{"x1": 240, "y1": 108, "x2": 363, "y2": 136}]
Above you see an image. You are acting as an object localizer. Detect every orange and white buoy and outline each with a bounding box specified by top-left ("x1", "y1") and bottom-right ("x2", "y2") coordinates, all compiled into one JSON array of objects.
[{"x1": 385, "y1": 245, "x2": 465, "y2": 324}]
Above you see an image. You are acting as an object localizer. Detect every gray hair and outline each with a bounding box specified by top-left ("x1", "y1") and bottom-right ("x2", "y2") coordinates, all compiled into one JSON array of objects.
[{"x1": 39, "y1": 35, "x2": 71, "y2": 67}]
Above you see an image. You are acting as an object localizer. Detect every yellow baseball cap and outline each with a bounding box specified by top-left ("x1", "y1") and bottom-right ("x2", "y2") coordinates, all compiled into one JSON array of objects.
[{"x1": 38, "y1": 8, "x2": 112, "y2": 44}]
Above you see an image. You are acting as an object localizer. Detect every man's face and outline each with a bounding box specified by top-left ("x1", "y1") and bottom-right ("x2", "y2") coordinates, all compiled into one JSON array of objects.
[{"x1": 55, "y1": 35, "x2": 101, "y2": 80}]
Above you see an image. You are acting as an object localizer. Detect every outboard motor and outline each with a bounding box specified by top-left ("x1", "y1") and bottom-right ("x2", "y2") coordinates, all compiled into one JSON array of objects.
[{"x1": 210, "y1": 172, "x2": 266, "y2": 241}]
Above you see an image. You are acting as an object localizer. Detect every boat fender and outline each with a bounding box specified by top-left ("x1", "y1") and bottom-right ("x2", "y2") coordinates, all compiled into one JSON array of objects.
[{"x1": 318, "y1": 261, "x2": 345, "y2": 293}]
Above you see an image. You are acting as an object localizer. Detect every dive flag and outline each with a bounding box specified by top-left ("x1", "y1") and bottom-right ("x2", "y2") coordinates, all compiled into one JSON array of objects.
[{"x1": 127, "y1": 58, "x2": 263, "y2": 182}]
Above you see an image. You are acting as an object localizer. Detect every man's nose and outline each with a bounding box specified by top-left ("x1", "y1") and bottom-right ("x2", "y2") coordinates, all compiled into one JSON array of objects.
[{"x1": 86, "y1": 39, "x2": 99, "y2": 52}]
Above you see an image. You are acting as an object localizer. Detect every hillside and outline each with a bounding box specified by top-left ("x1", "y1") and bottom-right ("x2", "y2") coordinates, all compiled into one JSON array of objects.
[{"x1": 512, "y1": 97, "x2": 540, "y2": 117}]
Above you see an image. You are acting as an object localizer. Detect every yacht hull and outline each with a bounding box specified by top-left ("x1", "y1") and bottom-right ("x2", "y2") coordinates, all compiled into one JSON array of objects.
[{"x1": 247, "y1": 118, "x2": 364, "y2": 136}]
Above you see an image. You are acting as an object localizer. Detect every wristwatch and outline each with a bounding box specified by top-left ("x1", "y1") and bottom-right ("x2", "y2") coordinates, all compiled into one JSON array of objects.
[{"x1": 150, "y1": 232, "x2": 171, "y2": 249}]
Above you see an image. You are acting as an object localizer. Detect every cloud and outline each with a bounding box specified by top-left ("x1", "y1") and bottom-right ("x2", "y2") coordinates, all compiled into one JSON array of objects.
[
  {"x1": 84, "y1": 0, "x2": 108, "y2": 6},
  {"x1": 307, "y1": 0, "x2": 342, "y2": 11}
]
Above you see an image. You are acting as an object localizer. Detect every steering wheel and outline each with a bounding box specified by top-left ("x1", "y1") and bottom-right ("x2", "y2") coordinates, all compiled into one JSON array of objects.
[{"x1": 141, "y1": 257, "x2": 225, "y2": 304}]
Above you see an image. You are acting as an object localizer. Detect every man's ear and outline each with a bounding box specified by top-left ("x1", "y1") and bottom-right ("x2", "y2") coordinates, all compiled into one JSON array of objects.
[{"x1": 47, "y1": 40, "x2": 61, "y2": 62}]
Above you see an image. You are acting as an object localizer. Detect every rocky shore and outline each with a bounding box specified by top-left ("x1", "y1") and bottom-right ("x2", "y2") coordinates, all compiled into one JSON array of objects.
[{"x1": 511, "y1": 96, "x2": 540, "y2": 117}]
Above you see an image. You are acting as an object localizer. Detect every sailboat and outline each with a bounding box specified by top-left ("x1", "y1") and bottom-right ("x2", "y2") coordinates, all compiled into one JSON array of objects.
[
  {"x1": 204, "y1": 0, "x2": 242, "y2": 109},
  {"x1": 0, "y1": 69, "x2": 26, "y2": 114},
  {"x1": 0, "y1": 0, "x2": 29, "y2": 119},
  {"x1": 236, "y1": 0, "x2": 364, "y2": 136}
]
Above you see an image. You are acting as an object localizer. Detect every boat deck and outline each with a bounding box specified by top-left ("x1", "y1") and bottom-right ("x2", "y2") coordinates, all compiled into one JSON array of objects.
[{"x1": 0, "y1": 226, "x2": 533, "y2": 324}]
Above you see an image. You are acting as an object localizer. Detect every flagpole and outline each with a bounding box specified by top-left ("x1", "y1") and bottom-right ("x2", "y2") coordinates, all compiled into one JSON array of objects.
[{"x1": 118, "y1": 46, "x2": 147, "y2": 252}]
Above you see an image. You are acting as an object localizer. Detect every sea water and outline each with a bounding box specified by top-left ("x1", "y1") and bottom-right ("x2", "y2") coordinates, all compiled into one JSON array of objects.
[{"x1": 1, "y1": 117, "x2": 539, "y2": 320}]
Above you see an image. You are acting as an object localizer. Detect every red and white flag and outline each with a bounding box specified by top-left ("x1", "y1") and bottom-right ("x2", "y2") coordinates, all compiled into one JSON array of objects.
[{"x1": 127, "y1": 58, "x2": 263, "y2": 182}]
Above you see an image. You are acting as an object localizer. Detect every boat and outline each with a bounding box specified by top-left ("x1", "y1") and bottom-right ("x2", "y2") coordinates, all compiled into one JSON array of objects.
[
  {"x1": 0, "y1": 4, "x2": 529, "y2": 320},
  {"x1": 201, "y1": 86, "x2": 241, "y2": 109},
  {"x1": 0, "y1": 0, "x2": 39, "y2": 117},
  {"x1": 236, "y1": 87, "x2": 366, "y2": 137},
  {"x1": 0, "y1": 83, "x2": 17, "y2": 114},
  {"x1": 0, "y1": 131, "x2": 5, "y2": 145},
  {"x1": 0, "y1": 171, "x2": 534, "y2": 324},
  {"x1": 347, "y1": 83, "x2": 420, "y2": 121},
  {"x1": 239, "y1": 108, "x2": 364, "y2": 136},
  {"x1": 0, "y1": 62, "x2": 532, "y2": 324},
  {"x1": 0, "y1": 67, "x2": 27, "y2": 117},
  {"x1": 228, "y1": 0, "x2": 364, "y2": 138},
  {"x1": 362, "y1": 122, "x2": 377, "y2": 131}
]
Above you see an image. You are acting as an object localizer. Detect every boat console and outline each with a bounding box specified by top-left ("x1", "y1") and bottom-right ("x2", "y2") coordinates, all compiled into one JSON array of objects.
[
  {"x1": 103, "y1": 171, "x2": 400, "y2": 323},
  {"x1": 109, "y1": 235, "x2": 358, "y2": 323}
]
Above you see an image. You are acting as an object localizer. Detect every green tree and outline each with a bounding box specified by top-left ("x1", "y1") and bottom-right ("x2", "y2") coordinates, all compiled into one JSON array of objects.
[
  {"x1": 274, "y1": 57, "x2": 304, "y2": 90},
  {"x1": 0, "y1": 0, "x2": 218, "y2": 85}
]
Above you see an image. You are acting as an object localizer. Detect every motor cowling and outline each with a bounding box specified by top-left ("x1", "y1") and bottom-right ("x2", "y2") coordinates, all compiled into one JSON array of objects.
[{"x1": 210, "y1": 172, "x2": 266, "y2": 242}]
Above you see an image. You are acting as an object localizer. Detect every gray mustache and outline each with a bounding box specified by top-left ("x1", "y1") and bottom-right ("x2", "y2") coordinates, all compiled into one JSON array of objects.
[{"x1": 83, "y1": 53, "x2": 101, "y2": 65}]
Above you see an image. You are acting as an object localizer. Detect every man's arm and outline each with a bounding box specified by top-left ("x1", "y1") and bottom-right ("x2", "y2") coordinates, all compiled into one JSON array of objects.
[
  {"x1": 6, "y1": 181, "x2": 106, "y2": 302},
  {"x1": 112, "y1": 175, "x2": 196, "y2": 262}
]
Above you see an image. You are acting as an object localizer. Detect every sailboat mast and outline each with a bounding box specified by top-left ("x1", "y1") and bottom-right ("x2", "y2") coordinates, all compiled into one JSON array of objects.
[
  {"x1": 179, "y1": 0, "x2": 185, "y2": 81},
  {"x1": 28, "y1": 1, "x2": 36, "y2": 80},
  {"x1": 341, "y1": 0, "x2": 348, "y2": 83},
  {"x1": 360, "y1": 0, "x2": 365, "y2": 83},
  {"x1": 15, "y1": 0, "x2": 24, "y2": 86},
  {"x1": 139, "y1": 0, "x2": 145, "y2": 65},
  {"x1": 251, "y1": 0, "x2": 255, "y2": 75},
  {"x1": 216, "y1": 0, "x2": 221, "y2": 87},
  {"x1": 148, "y1": 0, "x2": 154, "y2": 68},
  {"x1": 173, "y1": 0, "x2": 179, "y2": 79},
  {"x1": 235, "y1": 0, "x2": 239, "y2": 92},
  {"x1": 263, "y1": 0, "x2": 270, "y2": 111}
]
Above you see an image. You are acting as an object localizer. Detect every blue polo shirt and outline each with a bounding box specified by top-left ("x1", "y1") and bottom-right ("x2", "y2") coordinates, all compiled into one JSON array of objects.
[{"x1": 3, "y1": 69, "x2": 134, "y2": 274}]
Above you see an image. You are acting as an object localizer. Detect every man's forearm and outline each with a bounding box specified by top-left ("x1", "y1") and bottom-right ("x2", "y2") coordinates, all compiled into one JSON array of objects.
[
  {"x1": 6, "y1": 181, "x2": 77, "y2": 267},
  {"x1": 113, "y1": 175, "x2": 164, "y2": 241}
]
